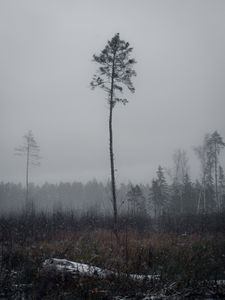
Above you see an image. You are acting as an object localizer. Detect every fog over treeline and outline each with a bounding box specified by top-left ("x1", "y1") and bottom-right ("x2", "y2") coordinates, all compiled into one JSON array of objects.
[
  {"x1": 0, "y1": 180, "x2": 131, "y2": 214},
  {"x1": 1, "y1": 131, "x2": 225, "y2": 216}
]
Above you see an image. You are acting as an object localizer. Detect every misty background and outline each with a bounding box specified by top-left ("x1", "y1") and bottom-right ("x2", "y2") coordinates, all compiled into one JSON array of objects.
[{"x1": 1, "y1": 0, "x2": 225, "y2": 185}]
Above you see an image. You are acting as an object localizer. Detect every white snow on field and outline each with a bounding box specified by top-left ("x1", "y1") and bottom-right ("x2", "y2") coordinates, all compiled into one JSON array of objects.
[{"x1": 43, "y1": 258, "x2": 160, "y2": 281}]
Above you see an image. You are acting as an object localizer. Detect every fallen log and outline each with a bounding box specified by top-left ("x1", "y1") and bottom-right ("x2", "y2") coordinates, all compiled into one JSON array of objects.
[{"x1": 42, "y1": 258, "x2": 160, "y2": 281}]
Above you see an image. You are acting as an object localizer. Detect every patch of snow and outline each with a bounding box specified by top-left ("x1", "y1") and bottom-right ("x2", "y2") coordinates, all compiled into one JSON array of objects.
[
  {"x1": 215, "y1": 280, "x2": 225, "y2": 286},
  {"x1": 43, "y1": 258, "x2": 159, "y2": 281},
  {"x1": 43, "y1": 258, "x2": 113, "y2": 278}
]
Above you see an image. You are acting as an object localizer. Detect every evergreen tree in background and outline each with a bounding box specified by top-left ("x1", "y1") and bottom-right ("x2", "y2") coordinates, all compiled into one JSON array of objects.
[
  {"x1": 127, "y1": 184, "x2": 146, "y2": 216},
  {"x1": 15, "y1": 131, "x2": 41, "y2": 212},
  {"x1": 182, "y1": 173, "x2": 196, "y2": 214},
  {"x1": 150, "y1": 166, "x2": 169, "y2": 217},
  {"x1": 171, "y1": 150, "x2": 189, "y2": 214},
  {"x1": 219, "y1": 166, "x2": 225, "y2": 210},
  {"x1": 205, "y1": 149, "x2": 215, "y2": 212},
  {"x1": 207, "y1": 131, "x2": 225, "y2": 210}
]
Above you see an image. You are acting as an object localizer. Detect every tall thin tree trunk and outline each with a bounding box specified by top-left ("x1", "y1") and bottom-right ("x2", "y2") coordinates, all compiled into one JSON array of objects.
[
  {"x1": 26, "y1": 144, "x2": 29, "y2": 209},
  {"x1": 109, "y1": 103, "x2": 117, "y2": 229},
  {"x1": 203, "y1": 174, "x2": 206, "y2": 212},
  {"x1": 214, "y1": 142, "x2": 218, "y2": 210},
  {"x1": 109, "y1": 54, "x2": 118, "y2": 234}
]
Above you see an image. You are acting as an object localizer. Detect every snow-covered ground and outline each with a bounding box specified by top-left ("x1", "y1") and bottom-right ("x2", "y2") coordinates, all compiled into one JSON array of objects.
[{"x1": 43, "y1": 258, "x2": 160, "y2": 281}]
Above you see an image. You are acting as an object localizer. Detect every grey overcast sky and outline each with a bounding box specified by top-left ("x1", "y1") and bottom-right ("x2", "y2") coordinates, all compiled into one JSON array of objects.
[{"x1": 1, "y1": 0, "x2": 225, "y2": 185}]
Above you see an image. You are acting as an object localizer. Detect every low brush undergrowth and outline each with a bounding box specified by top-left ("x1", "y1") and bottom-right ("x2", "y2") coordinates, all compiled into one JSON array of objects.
[{"x1": 1, "y1": 212, "x2": 225, "y2": 298}]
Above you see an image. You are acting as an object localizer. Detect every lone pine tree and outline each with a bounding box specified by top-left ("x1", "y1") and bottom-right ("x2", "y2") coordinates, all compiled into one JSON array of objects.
[{"x1": 91, "y1": 33, "x2": 136, "y2": 232}]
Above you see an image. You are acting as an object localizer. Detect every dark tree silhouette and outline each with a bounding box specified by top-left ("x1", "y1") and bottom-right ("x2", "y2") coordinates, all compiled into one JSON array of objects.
[
  {"x1": 218, "y1": 166, "x2": 225, "y2": 210},
  {"x1": 150, "y1": 166, "x2": 169, "y2": 217},
  {"x1": 15, "y1": 130, "x2": 41, "y2": 210},
  {"x1": 194, "y1": 134, "x2": 211, "y2": 212},
  {"x1": 91, "y1": 33, "x2": 136, "y2": 233},
  {"x1": 207, "y1": 131, "x2": 225, "y2": 209},
  {"x1": 127, "y1": 184, "x2": 146, "y2": 216}
]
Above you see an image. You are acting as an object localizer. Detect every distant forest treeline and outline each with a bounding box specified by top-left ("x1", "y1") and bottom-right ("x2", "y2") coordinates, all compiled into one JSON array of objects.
[
  {"x1": 0, "y1": 169, "x2": 224, "y2": 216},
  {"x1": 1, "y1": 131, "x2": 225, "y2": 216}
]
